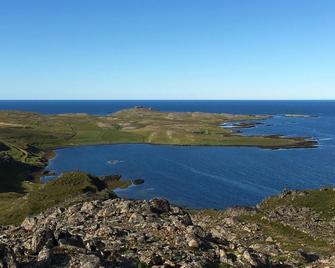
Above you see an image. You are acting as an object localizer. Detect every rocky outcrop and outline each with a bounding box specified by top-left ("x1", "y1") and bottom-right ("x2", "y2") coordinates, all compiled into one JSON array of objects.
[
  {"x1": 0, "y1": 198, "x2": 212, "y2": 267},
  {"x1": 0, "y1": 197, "x2": 269, "y2": 268},
  {"x1": 0, "y1": 194, "x2": 334, "y2": 267}
]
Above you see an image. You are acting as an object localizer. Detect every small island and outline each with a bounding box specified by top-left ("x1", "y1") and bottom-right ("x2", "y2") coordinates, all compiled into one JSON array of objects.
[{"x1": 283, "y1": 114, "x2": 312, "y2": 118}]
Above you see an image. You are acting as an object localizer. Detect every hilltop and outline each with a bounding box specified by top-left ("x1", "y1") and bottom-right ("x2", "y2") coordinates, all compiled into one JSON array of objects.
[{"x1": 0, "y1": 176, "x2": 334, "y2": 267}]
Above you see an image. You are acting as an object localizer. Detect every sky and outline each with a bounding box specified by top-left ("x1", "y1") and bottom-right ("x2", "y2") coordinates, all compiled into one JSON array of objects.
[{"x1": 0, "y1": 0, "x2": 334, "y2": 100}]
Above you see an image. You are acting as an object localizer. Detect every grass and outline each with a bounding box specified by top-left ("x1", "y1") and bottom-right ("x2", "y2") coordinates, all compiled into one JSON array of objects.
[
  {"x1": 239, "y1": 189, "x2": 335, "y2": 256},
  {"x1": 239, "y1": 214, "x2": 335, "y2": 256},
  {"x1": 0, "y1": 172, "x2": 132, "y2": 225},
  {"x1": 0, "y1": 156, "x2": 37, "y2": 192},
  {"x1": 0, "y1": 107, "x2": 315, "y2": 194},
  {"x1": 260, "y1": 188, "x2": 335, "y2": 220},
  {"x1": 194, "y1": 189, "x2": 335, "y2": 259},
  {"x1": 0, "y1": 108, "x2": 315, "y2": 150}
]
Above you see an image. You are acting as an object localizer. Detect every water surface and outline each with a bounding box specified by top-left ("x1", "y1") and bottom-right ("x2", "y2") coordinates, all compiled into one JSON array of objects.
[{"x1": 31, "y1": 100, "x2": 335, "y2": 208}]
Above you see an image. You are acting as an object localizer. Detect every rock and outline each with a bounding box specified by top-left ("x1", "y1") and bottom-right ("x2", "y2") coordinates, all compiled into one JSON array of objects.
[
  {"x1": 21, "y1": 216, "x2": 37, "y2": 231},
  {"x1": 219, "y1": 248, "x2": 228, "y2": 262},
  {"x1": 219, "y1": 248, "x2": 235, "y2": 265},
  {"x1": 298, "y1": 249, "x2": 320, "y2": 262},
  {"x1": 0, "y1": 243, "x2": 17, "y2": 268},
  {"x1": 0, "y1": 193, "x2": 332, "y2": 267},
  {"x1": 242, "y1": 250, "x2": 268, "y2": 267},
  {"x1": 118, "y1": 201, "x2": 130, "y2": 213},
  {"x1": 31, "y1": 228, "x2": 55, "y2": 253},
  {"x1": 57, "y1": 230, "x2": 85, "y2": 248},
  {"x1": 81, "y1": 202, "x2": 96, "y2": 213},
  {"x1": 265, "y1": 236, "x2": 274, "y2": 242},
  {"x1": 242, "y1": 250, "x2": 258, "y2": 266},
  {"x1": 85, "y1": 238, "x2": 105, "y2": 252},
  {"x1": 78, "y1": 254, "x2": 101, "y2": 268},
  {"x1": 37, "y1": 246, "x2": 52, "y2": 267},
  {"x1": 128, "y1": 212, "x2": 144, "y2": 223},
  {"x1": 188, "y1": 239, "x2": 200, "y2": 248},
  {"x1": 178, "y1": 214, "x2": 193, "y2": 225},
  {"x1": 224, "y1": 217, "x2": 237, "y2": 225},
  {"x1": 186, "y1": 225, "x2": 206, "y2": 238},
  {"x1": 149, "y1": 198, "x2": 170, "y2": 214},
  {"x1": 150, "y1": 254, "x2": 163, "y2": 265},
  {"x1": 132, "y1": 178, "x2": 144, "y2": 185}
]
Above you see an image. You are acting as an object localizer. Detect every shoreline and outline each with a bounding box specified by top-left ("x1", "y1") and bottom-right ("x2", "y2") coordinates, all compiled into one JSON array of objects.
[
  {"x1": 45, "y1": 136, "x2": 318, "y2": 152},
  {"x1": 31, "y1": 149, "x2": 56, "y2": 183}
]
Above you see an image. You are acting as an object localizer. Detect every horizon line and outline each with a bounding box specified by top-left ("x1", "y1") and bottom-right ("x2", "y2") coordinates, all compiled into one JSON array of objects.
[{"x1": 0, "y1": 99, "x2": 335, "y2": 101}]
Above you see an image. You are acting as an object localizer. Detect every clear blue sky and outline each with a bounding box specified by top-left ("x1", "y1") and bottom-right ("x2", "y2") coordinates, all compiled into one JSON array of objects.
[{"x1": 0, "y1": 0, "x2": 334, "y2": 100}]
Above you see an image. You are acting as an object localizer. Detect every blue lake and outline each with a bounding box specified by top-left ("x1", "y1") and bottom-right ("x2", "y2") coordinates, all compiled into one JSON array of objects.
[{"x1": 1, "y1": 100, "x2": 334, "y2": 208}]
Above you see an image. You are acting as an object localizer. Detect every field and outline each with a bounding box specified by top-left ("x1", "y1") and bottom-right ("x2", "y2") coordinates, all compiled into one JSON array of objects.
[{"x1": 0, "y1": 107, "x2": 315, "y2": 149}]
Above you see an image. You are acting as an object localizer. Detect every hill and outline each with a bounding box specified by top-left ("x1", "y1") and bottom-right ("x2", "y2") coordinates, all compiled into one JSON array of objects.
[{"x1": 0, "y1": 175, "x2": 334, "y2": 267}]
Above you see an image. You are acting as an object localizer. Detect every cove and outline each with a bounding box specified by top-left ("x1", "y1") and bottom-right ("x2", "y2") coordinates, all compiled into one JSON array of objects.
[{"x1": 44, "y1": 141, "x2": 335, "y2": 209}]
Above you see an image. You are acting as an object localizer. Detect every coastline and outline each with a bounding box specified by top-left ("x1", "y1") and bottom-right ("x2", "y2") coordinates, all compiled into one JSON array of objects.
[{"x1": 31, "y1": 149, "x2": 56, "y2": 183}]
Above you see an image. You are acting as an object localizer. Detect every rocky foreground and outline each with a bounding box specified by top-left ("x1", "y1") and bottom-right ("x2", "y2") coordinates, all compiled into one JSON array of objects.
[{"x1": 0, "y1": 188, "x2": 335, "y2": 268}]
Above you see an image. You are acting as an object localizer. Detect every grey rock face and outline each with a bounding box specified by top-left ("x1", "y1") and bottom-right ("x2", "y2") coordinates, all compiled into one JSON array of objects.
[{"x1": 0, "y1": 196, "x2": 333, "y2": 268}]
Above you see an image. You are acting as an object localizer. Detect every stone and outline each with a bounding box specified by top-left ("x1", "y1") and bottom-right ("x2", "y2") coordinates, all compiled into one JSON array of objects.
[
  {"x1": 37, "y1": 246, "x2": 52, "y2": 267},
  {"x1": 187, "y1": 239, "x2": 200, "y2": 248},
  {"x1": 128, "y1": 212, "x2": 144, "y2": 223},
  {"x1": 150, "y1": 254, "x2": 163, "y2": 265},
  {"x1": 242, "y1": 250, "x2": 258, "y2": 266},
  {"x1": 265, "y1": 236, "x2": 274, "y2": 242},
  {"x1": 21, "y1": 216, "x2": 37, "y2": 231},
  {"x1": 149, "y1": 198, "x2": 170, "y2": 214},
  {"x1": 0, "y1": 243, "x2": 17, "y2": 268},
  {"x1": 57, "y1": 230, "x2": 85, "y2": 248},
  {"x1": 78, "y1": 254, "x2": 101, "y2": 268},
  {"x1": 81, "y1": 202, "x2": 96, "y2": 213},
  {"x1": 0, "y1": 191, "x2": 332, "y2": 267},
  {"x1": 31, "y1": 228, "x2": 55, "y2": 253}
]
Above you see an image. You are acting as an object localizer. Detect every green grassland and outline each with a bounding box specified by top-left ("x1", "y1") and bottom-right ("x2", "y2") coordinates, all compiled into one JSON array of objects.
[
  {"x1": 0, "y1": 107, "x2": 316, "y2": 193},
  {"x1": 0, "y1": 172, "x2": 132, "y2": 225},
  {"x1": 0, "y1": 107, "x2": 316, "y2": 150}
]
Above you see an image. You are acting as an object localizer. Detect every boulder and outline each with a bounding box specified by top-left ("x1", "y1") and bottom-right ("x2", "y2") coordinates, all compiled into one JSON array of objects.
[
  {"x1": 149, "y1": 198, "x2": 170, "y2": 214},
  {"x1": 31, "y1": 228, "x2": 55, "y2": 253}
]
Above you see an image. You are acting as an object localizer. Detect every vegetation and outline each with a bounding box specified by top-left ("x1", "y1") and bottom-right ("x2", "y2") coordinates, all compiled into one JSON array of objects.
[
  {"x1": 259, "y1": 188, "x2": 335, "y2": 220},
  {"x1": 239, "y1": 214, "x2": 334, "y2": 256},
  {"x1": 0, "y1": 108, "x2": 316, "y2": 150},
  {"x1": 197, "y1": 188, "x2": 335, "y2": 257},
  {"x1": 0, "y1": 107, "x2": 316, "y2": 194},
  {"x1": 0, "y1": 172, "x2": 133, "y2": 225},
  {"x1": 252, "y1": 189, "x2": 335, "y2": 255}
]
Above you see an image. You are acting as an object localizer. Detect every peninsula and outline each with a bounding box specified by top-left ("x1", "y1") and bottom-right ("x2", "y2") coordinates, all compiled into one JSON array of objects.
[{"x1": 0, "y1": 107, "x2": 316, "y2": 192}]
